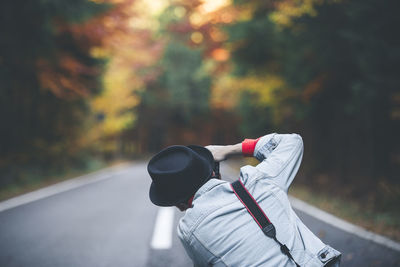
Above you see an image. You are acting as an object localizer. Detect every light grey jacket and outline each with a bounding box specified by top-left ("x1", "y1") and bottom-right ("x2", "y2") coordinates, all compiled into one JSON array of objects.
[{"x1": 177, "y1": 133, "x2": 341, "y2": 266}]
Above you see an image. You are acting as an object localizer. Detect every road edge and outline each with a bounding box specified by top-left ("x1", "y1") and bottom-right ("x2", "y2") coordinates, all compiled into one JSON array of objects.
[
  {"x1": 0, "y1": 162, "x2": 133, "y2": 213},
  {"x1": 289, "y1": 196, "x2": 400, "y2": 252}
]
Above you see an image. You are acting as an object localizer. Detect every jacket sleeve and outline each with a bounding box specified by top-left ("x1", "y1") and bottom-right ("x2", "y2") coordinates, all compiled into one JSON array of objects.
[{"x1": 249, "y1": 133, "x2": 304, "y2": 192}]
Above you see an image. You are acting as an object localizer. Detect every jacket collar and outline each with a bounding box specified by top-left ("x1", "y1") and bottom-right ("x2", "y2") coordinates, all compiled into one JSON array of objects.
[{"x1": 193, "y1": 178, "x2": 226, "y2": 201}]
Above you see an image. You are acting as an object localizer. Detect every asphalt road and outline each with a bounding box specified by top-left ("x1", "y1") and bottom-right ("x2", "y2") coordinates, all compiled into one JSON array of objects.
[{"x1": 0, "y1": 162, "x2": 399, "y2": 267}]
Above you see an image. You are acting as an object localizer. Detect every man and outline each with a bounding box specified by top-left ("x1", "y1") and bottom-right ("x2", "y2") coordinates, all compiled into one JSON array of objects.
[{"x1": 147, "y1": 133, "x2": 341, "y2": 266}]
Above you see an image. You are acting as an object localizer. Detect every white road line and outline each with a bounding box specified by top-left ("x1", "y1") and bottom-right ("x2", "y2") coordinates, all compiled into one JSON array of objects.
[
  {"x1": 289, "y1": 196, "x2": 400, "y2": 252},
  {"x1": 151, "y1": 207, "x2": 175, "y2": 250},
  {"x1": 0, "y1": 164, "x2": 131, "y2": 213}
]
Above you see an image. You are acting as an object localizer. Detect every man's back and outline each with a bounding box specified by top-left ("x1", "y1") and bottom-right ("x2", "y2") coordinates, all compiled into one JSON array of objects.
[{"x1": 178, "y1": 134, "x2": 341, "y2": 266}]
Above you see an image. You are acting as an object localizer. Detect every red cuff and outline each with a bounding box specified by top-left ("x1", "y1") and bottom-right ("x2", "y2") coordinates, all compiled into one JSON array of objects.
[{"x1": 242, "y1": 138, "x2": 260, "y2": 157}]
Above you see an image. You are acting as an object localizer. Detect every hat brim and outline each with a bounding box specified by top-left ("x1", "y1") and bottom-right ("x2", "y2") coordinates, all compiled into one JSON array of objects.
[
  {"x1": 149, "y1": 182, "x2": 181, "y2": 206},
  {"x1": 149, "y1": 145, "x2": 214, "y2": 206}
]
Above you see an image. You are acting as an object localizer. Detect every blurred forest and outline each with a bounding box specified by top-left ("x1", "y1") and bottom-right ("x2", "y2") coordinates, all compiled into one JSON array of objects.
[{"x1": 1, "y1": 0, "x2": 399, "y2": 217}]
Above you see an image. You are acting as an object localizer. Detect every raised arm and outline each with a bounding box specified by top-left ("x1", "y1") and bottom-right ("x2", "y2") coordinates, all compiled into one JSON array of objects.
[
  {"x1": 251, "y1": 133, "x2": 303, "y2": 192},
  {"x1": 207, "y1": 133, "x2": 303, "y2": 192},
  {"x1": 205, "y1": 143, "x2": 242, "y2": 162}
]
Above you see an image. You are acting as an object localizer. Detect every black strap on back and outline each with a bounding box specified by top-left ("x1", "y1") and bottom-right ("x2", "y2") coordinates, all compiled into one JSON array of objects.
[{"x1": 231, "y1": 180, "x2": 300, "y2": 267}]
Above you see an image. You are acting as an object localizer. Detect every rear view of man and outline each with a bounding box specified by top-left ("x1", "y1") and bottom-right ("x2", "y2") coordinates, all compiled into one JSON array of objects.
[{"x1": 147, "y1": 133, "x2": 341, "y2": 266}]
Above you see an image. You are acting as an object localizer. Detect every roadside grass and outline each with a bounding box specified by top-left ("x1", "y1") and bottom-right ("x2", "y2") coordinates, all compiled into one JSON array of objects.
[
  {"x1": 289, "y1": 184, "x2": 400, "y2": 242},
  {"x1": 0, "y1": 159, "x2": 127, "y2": 202}
]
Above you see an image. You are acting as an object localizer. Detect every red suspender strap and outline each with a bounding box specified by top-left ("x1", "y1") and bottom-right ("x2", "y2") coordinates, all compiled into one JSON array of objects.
[{"x1": 230, "y1": 180, "x2": 300, "y2": 267}]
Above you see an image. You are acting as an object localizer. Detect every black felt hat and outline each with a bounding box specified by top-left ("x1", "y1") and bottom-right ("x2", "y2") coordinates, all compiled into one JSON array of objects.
[{"x1": 147, "y1": 145, "x2": 214, "y2": 206}]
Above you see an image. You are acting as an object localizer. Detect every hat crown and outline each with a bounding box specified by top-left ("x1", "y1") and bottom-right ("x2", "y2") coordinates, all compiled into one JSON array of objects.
[
  {"x1": 147, "y1": 145, "x2": 214, "y2": 206},
  {"x1": 148, "y1": 146, "x2": 192, "y2": 177}
]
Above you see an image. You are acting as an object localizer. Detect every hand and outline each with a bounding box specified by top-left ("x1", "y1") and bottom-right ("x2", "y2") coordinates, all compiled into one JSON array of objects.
[{"x1": 205, "y1": 145, "x2": 231, "y2": 162}]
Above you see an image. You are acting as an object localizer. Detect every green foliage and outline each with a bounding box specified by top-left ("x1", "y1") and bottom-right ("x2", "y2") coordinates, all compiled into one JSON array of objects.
[
  {"x1": 41, "y1": 0, "x2": 111, "y2": 24},
  {"x1": 160, "y1": 41, "x2": 211, "y2": 120},
  {"x1": 134, "y1": 41, "x2": 212, "y2": 151},
  {"x1": 237, "y1": 92, "x2": 273, "y2": 137},
  {"x1": 226, "y1": 16, "x2": 280, "y2": 76}
]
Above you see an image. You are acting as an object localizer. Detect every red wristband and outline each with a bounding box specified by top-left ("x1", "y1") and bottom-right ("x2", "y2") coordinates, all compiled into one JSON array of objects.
[{"x1": 242, "y1": 138, "x2": 260, "y2": 157}]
